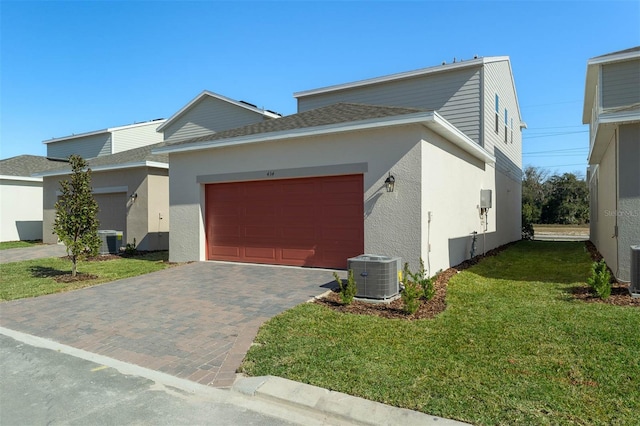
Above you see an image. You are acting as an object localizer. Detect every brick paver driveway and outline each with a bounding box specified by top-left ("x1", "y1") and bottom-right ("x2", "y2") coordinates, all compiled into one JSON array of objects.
[
  {"x1": 0, "y1": 262, "x2": 337, "y2": 387},
  {"x1": 0, "y1": 244, "x2": 67, "y2": 264}
]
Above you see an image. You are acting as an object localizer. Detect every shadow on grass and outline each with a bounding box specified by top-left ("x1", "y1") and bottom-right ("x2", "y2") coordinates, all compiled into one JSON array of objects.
[{"x1": 29, "y1": 265, "x2": 69, "y2": 278}]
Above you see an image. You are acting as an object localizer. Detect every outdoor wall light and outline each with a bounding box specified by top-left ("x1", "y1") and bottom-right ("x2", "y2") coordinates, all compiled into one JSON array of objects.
[
  {"x1": 129, "y1": 192, "x2": 138, "y2": 202},
  {"x1": 384, "y1": 173, "x2": 395, "y2": 192}
]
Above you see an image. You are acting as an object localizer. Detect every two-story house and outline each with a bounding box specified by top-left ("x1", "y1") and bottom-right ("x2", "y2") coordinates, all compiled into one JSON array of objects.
[
  {"x1": 156, "y1": 56, "x2": 525, "y2": 273},
  {"x1": 38, "y1": 92, "x2": 278, "y2": 251},
  {"x1": 583, "y1": 47, "x2": 640, "y2": 285}
]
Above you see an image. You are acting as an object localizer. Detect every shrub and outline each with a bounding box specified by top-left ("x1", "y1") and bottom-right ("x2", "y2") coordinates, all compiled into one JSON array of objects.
[
  {"x1": 333, "y1": 270, "x2": 357, "y2": 305},
  {"x1": 404, "y1": 258, "x2": 436, "y2": 301},
  {"x1": 124, "y1": 238, "x2": 137, "y2": 255},
  {"x1": 401, "y1": 262, "x2": 421, "y2": 314},
  {"x1": 587, "y1": 260, "x2": 611, "y2": 299}
]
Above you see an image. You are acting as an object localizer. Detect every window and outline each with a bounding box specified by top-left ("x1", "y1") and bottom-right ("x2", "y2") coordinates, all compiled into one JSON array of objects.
[
  {"x1": 510, "y1": 118, "x2": 514, "y2": 143},
  {"x1": 504, "y1": 108, "x2": 508, "y2": 143},
  {"x1": 494, "y1": 94, "x2": 499, "y2": 133}
]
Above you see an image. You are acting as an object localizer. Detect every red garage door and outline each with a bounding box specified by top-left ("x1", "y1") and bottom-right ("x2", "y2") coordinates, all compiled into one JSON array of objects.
[{"x1": 205, "y1": 175, "x2": 364, "y2": 269}]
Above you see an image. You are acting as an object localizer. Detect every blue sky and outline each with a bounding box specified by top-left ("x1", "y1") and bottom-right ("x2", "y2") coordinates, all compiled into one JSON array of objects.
[{"x1": 1, "y1": 1, "x2": 638, "y2": 178}]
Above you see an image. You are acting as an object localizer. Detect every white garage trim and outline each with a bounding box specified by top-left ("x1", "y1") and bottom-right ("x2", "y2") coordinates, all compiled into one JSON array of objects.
[
  {"x1": 196, "y1": 162, "x2": 368, "y2": 184},
  {"x1": 34, "y1": 161, "x2": 168, "y2": 178}
]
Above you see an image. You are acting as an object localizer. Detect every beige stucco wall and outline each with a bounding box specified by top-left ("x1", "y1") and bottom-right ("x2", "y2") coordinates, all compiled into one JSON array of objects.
[
  {"x1": 145, "y1": 170, "x2": 170, "y2": 250},
  {"x1": 168, "y1": 123, "x2": 516, "y2": 274},
  {"x1": 43, "y1": 167, "x2": 169, "y2": 251},
  {"x1": 0, "y1": 178, "x2": 44, "y2": 242},
  {"x1": 420, "y1": 130, "x2": 501, "y2": 273},
  {"x1": 169, "y1": 125, "x2": 424, "y2": 269},
  {"x1": 591, "y1": 133, "x2": 618, "y2": 274}
]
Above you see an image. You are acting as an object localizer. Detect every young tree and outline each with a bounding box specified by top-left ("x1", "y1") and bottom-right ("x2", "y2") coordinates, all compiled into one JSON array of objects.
[{"x1": 53, "y1": 155, "x2": 101, "y2": 276}]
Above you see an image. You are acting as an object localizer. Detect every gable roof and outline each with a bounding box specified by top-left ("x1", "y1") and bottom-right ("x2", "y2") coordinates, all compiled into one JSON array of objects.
[
  {"x1": 294, "y1": 56, "x2": 510, "y2": 99},
  {"x1": 583, "y1": 46, "x2": 640, "y2": 123},
  {"x1": 0, "y1": 155, "x2": 67, "y2": 180},
  {"x1": 154, "y1": 102, "x2": 495, "y2": 164},
  {"x1": 156, "y1": 90, "x2": 281, "y2": 133},
  {"x1": 156, "y1": 102, "x2": 423, "y2": 148},
  {"x1": 34, "y1": 143, "x2": 169, "y2": 177}
]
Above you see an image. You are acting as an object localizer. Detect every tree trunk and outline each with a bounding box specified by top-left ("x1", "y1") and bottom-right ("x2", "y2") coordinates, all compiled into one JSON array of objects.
[{"x1": 71, "y1": 255, "x2": 77, "y2": 277}]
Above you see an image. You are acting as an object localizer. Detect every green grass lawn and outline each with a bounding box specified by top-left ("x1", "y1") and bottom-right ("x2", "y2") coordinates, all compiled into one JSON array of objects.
[
  {"x1": 0, "y1": 240, "x2": 43, "y2": 250},
  {"x1": 0, "y1": 251, "x2": 171, "y2": 301},
  {"x1": 241, "y1": 241, "x2": 639, "y2": 425}
]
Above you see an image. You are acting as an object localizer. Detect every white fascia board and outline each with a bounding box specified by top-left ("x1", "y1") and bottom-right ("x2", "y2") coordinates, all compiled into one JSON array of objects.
[
  {"x1": 43, "y1": 120, "x2": 167, "y2": 144},
  {"x1": 153, "y1": 112, "x2": 434, "y2": 155},
  {"x1": 33, "y1": 161, "x2": 168, "y2": 178},
  {"x1": 425, "y1": 112, "x2": 496, "y2": 165},
  {"x1": 0, "y1": 174, "x2": 43, "y2": 183},
  {"x1": 587, "y1": 49, "x2": 640, "y2": 67},
  {"x1": 587, "y1": 109, "x2": 640, "y2": 164},
  {"x1": 293, "y1": 57, "x2": 507, "y2": 98},
  {"x1": 583, "y1": 50, "x2": 640, "y2": 123},
  {"x1": 154, "y1": 111, "x2": 495, "y2": 165},
  {"x1": 108, "y1": 120, "x2": 167, "y2": 133},
  {"x1": 43, "y1": 128, "x2": 110, "y2": 144},
  {"x1": 156, "y1": 90, "x2": 279, "y2": 133}
]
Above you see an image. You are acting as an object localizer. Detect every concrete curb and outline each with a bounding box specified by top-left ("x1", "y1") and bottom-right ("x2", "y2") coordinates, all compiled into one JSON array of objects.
[{"x1": 232, "y1": 375, "x2": 470, "y2": 425}]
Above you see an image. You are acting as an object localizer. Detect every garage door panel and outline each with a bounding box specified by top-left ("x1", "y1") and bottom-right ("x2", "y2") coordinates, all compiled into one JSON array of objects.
[
  {"x1": 212, "y1": 225, "x2": 241, "y2": 237},
  {"x1": 245, "y1": 205, "x2": 277, "y2": 217},
  {"x1": 281, "y1": 248, "x2": 315, "y2": 263},
  {"x1": 206, "y1": 175, "x2": 363, "y2": 268},
  {"x1": 244, "y1": 226, "x2": 278, "y2": 238},
  {"x1": 209, "y1": 245, "x2": 240, "y2": 257},
  {"x1": 244, "y1": 246, "x2": 277, "y2": 261}
]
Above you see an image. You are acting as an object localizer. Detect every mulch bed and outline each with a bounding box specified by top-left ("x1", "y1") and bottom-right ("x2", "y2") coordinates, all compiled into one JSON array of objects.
[
  {"x1": 314, "y1": 243, "x2": 516, "y2": 320},
  {"x1": 54, "y1": 273, "x2": 99, "y2": 283},
  {"x1": 573, "y1": 241, "x2": 639, "y2": 307},
  {"x1": 315, "y1": 240, "x2": 638, "y2": 319}
]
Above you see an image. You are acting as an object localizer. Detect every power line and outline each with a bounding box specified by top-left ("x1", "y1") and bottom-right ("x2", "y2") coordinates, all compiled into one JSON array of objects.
[
  {"x1": 523, "y1": 147, "x2": 587, "y2": 154},
  {"x1": 532, "y1": 163, "x2": 586, "y2": 168},
  {"x1": 523, "y1": 130, "x2": 588, "y2": 139},
  {"x1": 526, "y1": 125, "x2": 586, "y2": 130}
]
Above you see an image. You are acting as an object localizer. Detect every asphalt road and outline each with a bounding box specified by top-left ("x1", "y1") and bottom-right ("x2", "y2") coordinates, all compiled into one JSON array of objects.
[{"x1": 0, "y1": 333, "x2": 297, "y2": 426}]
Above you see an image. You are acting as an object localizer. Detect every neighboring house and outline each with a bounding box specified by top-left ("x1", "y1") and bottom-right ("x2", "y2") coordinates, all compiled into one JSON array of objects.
[
  {"x1": 38, "y1": 92, "x2": 278, "y2": 252},
  {"x1": 156, "y1": 90, "x2": 281, "y2": 143},
  {"x1": 44, "y1": 119, "x2": 166, "y2": 160},
  {"x1": 583, "y1": 46, "x2": 640, "y2": 282},
  {"x1": 0, "y1": 155, "x2": 64, "y2": 242},
  {"x1": 38, "y1": 143, "x2": 170, "y2": 251},
  {"x1": 155, "y1": 56, "x2": 525, "y2": 272}
]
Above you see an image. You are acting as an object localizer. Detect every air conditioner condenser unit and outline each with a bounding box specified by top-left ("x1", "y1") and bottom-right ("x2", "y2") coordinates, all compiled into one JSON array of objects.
[{"x1": 347, "y1": 254, "x2": 401, "y2": 300}]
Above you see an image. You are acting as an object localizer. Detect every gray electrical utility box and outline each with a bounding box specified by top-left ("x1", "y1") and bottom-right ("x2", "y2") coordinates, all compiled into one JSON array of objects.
[{"x1": 480, "y1": 189, "x2": 492, "y2": 209}]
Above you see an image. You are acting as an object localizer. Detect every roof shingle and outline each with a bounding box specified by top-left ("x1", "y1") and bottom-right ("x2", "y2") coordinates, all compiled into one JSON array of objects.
[
  {"x1": 0, "y1": 155, "x2": 67, "y2": 177},
  {"x1": 162, "y1": 102, "x2": 426, "y2": 148}
]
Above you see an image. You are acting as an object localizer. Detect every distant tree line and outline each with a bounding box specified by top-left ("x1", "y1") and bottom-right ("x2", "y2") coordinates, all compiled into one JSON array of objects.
[{"x1": 522, "y1": 166, "x2": 589, "y2": 238}]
